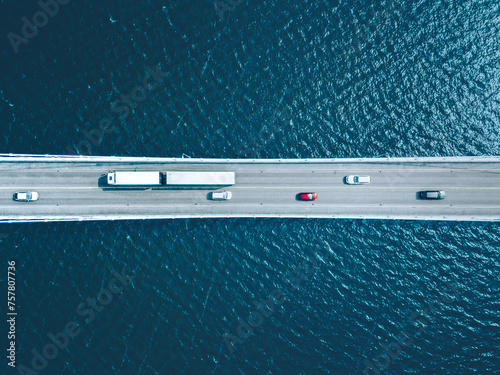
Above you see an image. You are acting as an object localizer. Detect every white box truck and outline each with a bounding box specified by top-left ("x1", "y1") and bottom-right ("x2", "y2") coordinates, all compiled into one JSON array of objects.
[
  {"x1": 165, "y1": 171, "x2": 235, "y2": 185},
  {"x1": 107, "y1": 171, "x2": 162, "y2": 185}
]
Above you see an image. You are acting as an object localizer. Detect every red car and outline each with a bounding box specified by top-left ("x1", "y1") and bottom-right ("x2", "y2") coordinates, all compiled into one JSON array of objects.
[{"x1": 298, "y1": 192, "x2": 317, "y2": 201}]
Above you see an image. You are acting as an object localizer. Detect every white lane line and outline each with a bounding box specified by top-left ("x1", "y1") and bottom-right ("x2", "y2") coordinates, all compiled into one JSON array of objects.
[{"x1": 1, "y1": 186, "x2": 500, "y2": 190}]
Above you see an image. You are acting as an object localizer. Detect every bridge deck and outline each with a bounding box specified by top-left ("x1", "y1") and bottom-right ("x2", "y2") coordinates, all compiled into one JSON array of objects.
[{"x1": 1, "y1": 155, "x2": 499, "y2": 222}]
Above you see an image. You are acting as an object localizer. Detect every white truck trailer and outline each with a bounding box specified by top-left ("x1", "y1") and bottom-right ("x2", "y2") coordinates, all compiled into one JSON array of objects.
[
  {"x1": 107, "y1": 171, "x2": 162, "y2": 185},
  {"x1": 164, "y1": 171, "x2": 235, "y2": 185}
]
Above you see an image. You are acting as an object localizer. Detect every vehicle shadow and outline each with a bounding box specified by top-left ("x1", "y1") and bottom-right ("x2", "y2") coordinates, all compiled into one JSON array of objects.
[
  {"x1": 98, "y1": 175, "x2": 154, "y2": 191},
  {"x1": 98, "y1": 175, "x2": 233, "y2": 191}
]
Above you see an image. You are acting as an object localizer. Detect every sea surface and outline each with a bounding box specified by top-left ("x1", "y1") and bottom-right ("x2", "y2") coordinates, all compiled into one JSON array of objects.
[{"x1": 1, "y1": 0, "x2": 499, "y2": 374}]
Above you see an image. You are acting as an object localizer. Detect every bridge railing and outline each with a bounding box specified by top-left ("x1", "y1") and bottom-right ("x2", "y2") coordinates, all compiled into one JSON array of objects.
[{"x1": 1, "y1": 153, "x2": 500, "y2": 164}]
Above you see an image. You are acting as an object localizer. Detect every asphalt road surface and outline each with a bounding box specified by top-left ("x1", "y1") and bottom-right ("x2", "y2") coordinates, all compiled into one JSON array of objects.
[{"x1": 1, "y1": 158, "x2": 499, "y2": 222}]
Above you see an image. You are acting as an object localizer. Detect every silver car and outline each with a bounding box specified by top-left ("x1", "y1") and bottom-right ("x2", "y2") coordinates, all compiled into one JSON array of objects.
[
  {"x1": 13, "y1": 192, "x2": 39, "y2": 202},
  {"x1": 210, "y1": 191, "x2": 232, "y2": 200},
  {"x1": 345, "y1": 175, "x2": 371, "y2": 185}
]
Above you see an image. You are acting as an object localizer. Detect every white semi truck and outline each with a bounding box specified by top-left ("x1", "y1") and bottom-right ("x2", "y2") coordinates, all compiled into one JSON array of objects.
[
  {"x1": 107, "y1": 171, "x2": 162, "y2": 185},
  {"x1": 164, "y1": 171, "x2": 235, "y2": 185},
  {"x1": 107, "y1": 171, "x2": 235, "y2": 186}
]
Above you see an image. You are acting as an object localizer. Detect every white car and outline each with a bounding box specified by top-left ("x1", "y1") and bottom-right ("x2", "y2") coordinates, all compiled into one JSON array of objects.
[
  {"x1": 345, "y1": 175, "x2": 371, "y2": 185},
  {"x1": 210, "y1": 191, "x2": 232, "y2": 200},
  {"x1": 13, "y1": 192, "x2": 39, "y2": 202}
]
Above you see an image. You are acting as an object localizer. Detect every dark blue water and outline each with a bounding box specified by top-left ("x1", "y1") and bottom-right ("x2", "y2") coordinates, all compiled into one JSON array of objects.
[{"x1": 1, "y1": 0, "x2": 499, "y2": 374}]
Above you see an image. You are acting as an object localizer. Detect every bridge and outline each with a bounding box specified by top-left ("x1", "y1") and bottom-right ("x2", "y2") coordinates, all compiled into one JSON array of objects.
[{"x1": 0, "y1": 154, "x2": 499, "y2": 223}]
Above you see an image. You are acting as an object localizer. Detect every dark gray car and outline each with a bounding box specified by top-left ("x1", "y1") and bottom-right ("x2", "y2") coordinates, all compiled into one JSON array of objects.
[{"x1": 419, "y1": 190, "x2": 446, "y2": 200}]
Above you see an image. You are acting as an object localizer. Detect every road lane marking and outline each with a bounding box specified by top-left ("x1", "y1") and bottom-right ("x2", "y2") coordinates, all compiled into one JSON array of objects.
[{"x1": 1, "y1": 186, "x2": 500, "y2": 190}]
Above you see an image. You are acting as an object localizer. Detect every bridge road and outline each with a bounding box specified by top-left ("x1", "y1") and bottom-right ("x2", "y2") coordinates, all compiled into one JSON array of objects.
[{"x1": 0, "y1": 157, "x2": 499, "y2": 222}]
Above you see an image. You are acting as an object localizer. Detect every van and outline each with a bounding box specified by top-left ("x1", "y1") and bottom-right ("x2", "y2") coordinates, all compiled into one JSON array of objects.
[{"x1": 345, "y1": 175, "x2": 371, "y2": 185}]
